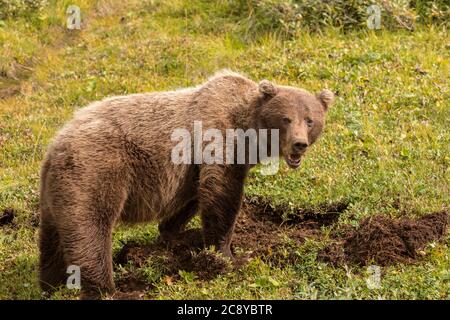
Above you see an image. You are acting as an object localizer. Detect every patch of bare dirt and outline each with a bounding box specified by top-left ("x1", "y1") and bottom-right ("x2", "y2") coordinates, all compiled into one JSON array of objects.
[
  {"x1": 114, "y1": 229, "x2": 230, "y2": 282},
  {"x1": 113, "y1": 195, "x2": 448, "y2": 298},
  {"x1": 0, "y1": 208, "x2": 15, "y2": 226},
  {"x1": 233, "y1": 196, "x2": 345, "y2": 264},
  {"x1": 318, "y1": 211, "x2": 449, "y2": 266},
  {"x1": 113, "y1": 272, "x2": 152, "y2": 300},
  {"x1": 113, "y1": 196, "x2": 346, "y2": 293},
  {"x1": 243, "y1": 196, "x2": 347, "y2": 226}
]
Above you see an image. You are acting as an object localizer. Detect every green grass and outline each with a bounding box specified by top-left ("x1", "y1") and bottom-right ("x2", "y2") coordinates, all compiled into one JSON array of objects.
[{"x1": 0, "y1": 0, "x2": 449, "y2": 299}]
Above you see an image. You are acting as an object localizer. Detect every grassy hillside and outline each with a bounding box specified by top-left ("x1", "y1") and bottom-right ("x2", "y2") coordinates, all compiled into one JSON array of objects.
[{"x1": 0, "y1": 0, "x2": 448, "y2": 299}]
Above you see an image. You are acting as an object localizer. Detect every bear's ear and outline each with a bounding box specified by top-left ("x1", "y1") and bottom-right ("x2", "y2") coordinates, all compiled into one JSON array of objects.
[
  {"x1": 317, "y1": 89, "x2": 334, "y2": 111},
  {"x1": 258, "y1": 79, "x2": 277, "y2": 98}
]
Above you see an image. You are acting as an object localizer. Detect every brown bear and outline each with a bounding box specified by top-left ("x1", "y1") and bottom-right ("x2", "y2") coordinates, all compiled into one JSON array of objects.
[{"x1": 39, "y1": 70, "x2": 334, "y2": 298}]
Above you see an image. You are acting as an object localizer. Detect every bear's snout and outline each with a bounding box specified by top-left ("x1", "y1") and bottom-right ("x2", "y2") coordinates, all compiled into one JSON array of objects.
[{"x1": 292, "y1": 140, "x2": 308, "y2": 152}]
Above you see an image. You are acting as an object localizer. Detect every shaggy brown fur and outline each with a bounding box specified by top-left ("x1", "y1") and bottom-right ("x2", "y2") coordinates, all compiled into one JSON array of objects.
[{"x1": 39, "y1": 70, "x2": 334, "y2": 298}]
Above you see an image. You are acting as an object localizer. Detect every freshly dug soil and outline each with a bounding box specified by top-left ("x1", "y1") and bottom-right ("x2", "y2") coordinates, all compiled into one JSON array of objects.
[
  {"x1": 0, "y1": 208, "x2": 15, "y2": 226},
  {"x1": 114, "y1": 196, "x2": 346, "y2": 287},
  {"x1": 114, "y1": 229, "x2": 229, "y2": 281},
  {"x1": 114, "y1": 272, "x2": 152, "y2": 300},
  {"x1": 233, "y1": 196, "x2": 345, "y2": 264},
  {"x1": 318, "y1": 211, "x2": 449, "y2": 266},
  {"x1": 113, "y1": 196, "x2": 448, "y2": 296},
  {"x1": 242, "y1": 196, "x2": 347, "y2": 226}
]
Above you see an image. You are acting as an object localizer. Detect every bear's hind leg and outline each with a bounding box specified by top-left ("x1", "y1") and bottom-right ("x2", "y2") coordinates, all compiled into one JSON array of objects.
[
  {"x1": 59, "y1": 180, "x2": 128, "y2": 299},
  {"x1": 61, "y1": 204, "x2": 121, "y2": 299},
  {"x1": 39, "y1": 217, "x2": 67, "y2": 291},
  {"x1": 63, "y1": 224, "x2": 114, "y2": 299}
]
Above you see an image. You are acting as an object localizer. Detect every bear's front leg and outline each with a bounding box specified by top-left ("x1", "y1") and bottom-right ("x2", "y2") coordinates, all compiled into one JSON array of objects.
[{"x1": 198, "y1": 164, "x2": 249, "y2": 258}]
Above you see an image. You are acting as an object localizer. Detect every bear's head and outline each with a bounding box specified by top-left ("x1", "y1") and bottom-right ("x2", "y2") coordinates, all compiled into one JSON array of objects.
[{"x1": 256, "y1": 80, "x2": 334, "y2": 169}]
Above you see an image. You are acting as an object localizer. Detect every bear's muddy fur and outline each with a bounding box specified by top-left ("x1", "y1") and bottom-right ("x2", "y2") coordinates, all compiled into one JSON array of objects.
[{"x1": 39, "y1": 70, "x2": 334, "y2": 298}]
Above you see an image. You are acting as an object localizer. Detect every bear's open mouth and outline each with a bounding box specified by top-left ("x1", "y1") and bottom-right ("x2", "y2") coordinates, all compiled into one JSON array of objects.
[{"x1": 286, "y1": 154, "x2": 302, "y2": 168}]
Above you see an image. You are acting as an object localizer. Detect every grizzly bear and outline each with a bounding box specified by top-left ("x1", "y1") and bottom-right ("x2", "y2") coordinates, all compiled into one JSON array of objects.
[{"x1": 39, "y1": 70, "x2": 334, "y2": 298}]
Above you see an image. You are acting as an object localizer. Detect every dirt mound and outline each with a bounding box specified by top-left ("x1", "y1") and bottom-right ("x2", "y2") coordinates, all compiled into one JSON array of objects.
[
  {"x1": 318, "y1": 211, "x2": 449, "y2": 266},
  {"x1": 114, "y1": 273, "x2": 152, "y2": 300},
  {"x1": 233, "y1": 196, "x2": 345, "y2": 264},
  {"x1": 114, "y1": 196, "x2": 346, "y2": 291},
  {"x1": 243, "y1": 196, "x2": 347, "y2": 226},
  {"x1": 114, "y1": 229, "x2": 229, "y2": 282},
  {"x1": 191, "y1": 250, "x2": 231, "y2": 280},
  {"x1": 0, "y1": 208, "x2": 15, "y2": 226},
  {"x1": 113, "y1": 196, "x2": 448, "y2": 297}
]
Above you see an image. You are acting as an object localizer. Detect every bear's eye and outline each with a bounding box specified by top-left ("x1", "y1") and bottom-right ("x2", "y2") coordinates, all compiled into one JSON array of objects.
[
  {"x1": 306, "y1": 118, "x2": 314, "y2": 127},
  {"x1": 283, "y1": 117, "x2": 292, "y2": 124}
]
